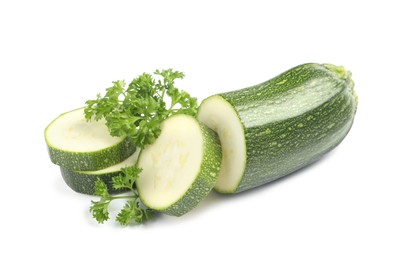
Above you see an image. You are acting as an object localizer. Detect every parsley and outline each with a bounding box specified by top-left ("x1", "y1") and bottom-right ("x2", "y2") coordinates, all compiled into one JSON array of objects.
[
  {"x1": 90, "y1": 165, "x2": 155, "y2": 225},
  {"x1": 84, "y1": 69, "x2": 198, "y2": 148},
  {"x1": 87, "y1": 69, "x2": 197, "y2": 225}
]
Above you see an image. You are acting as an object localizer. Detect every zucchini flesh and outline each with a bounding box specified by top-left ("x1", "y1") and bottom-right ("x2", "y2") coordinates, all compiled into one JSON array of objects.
[
  {"x1": 198, "y1": 63, "x2": 358, "y2": 193},
  {"x1": 45, "y1": 108, "x2": 135, "y2": 171},
  {"x1": 60, "y1": 149, "x2": 140, "y2": 195},
  {"x1": 197, "y1": 96, "x2": 246, "y2": 193},
  {"x1": 136, "y1": 114, "x2": 222, "y2": 216}
]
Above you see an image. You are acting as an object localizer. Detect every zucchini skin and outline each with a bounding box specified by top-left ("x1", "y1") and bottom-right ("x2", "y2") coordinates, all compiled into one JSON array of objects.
[
  {"x1": 215, "y1": 63, "x2": 357, "y2": 193},
  {"x1": 46, "y1": 137, "x2": 135, "y2": 171},
  {"x1": 60, "y1": 167, "x2": 127, "y2": 195}
]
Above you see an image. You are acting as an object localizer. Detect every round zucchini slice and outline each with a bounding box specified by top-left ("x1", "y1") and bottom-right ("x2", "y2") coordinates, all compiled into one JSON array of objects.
[
  {"x1": 136, "y1": 115, "x2": 222, "y2": 216},
  {"x1": 45, "y1": 108, "x2": 135, "y2": 171}
]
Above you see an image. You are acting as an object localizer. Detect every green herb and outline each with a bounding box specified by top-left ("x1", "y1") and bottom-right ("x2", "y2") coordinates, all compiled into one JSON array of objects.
[
  {"x1": 84, "y1": 69, "x2": 198, "y2": 148},
  {"x1": 87, "y1": 69, "x2": 196, "y2": 225},
  {"x1": 90, "y1": 165, "x2": 155, "y2": 225}
]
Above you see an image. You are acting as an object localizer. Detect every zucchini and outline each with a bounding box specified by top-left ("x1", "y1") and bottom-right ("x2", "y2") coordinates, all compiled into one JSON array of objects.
[
  {"x1": 45, "y1": 108, "x2": 135, "y2": 171},
  {"x1": 198, "y1": 63, "x2": 358, "y2": 193},
  {"x1": 60, "y1": 149, "x2": 140, "y2": 195},
  {"x1": 136, "y1": 114, "x2": 222, "y2": 216}
]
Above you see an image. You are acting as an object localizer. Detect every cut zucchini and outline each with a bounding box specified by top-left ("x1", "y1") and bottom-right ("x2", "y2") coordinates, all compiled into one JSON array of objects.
[
  {"x1": 198, "y1": 63, "x2": 358, "y2": 193},
  {"x1": 45, "y1": 108, "x2": 135, "y2": 171},
  {"x1": 136, "y1": 114, "x2": 222, "y2": 216},
  {"x1": 60, "y1": 149, "x2": 140, "y2": 195}
]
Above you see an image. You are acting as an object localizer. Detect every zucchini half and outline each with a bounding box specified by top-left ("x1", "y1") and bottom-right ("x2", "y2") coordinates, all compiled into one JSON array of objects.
[{"x1": 198, "y1": 63, "x2": 358, "y2": 193}]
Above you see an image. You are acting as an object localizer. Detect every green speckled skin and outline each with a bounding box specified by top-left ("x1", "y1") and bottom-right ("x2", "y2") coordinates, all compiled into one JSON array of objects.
[
  {"x1": 47, "y1": 138, "x2": 135, "y2": 171},
  {"x1": 60, "y1": 167, "x2": 127, "y2": 195},
  {"x1": 217, "y1": 63, "x2": 358, "y2": 193},
  {"x1": 138, "y1": 117, "x2": 222, "y2": 217}
]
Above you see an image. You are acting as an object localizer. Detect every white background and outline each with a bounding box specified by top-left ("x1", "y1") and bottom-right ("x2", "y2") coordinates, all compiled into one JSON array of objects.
[{"x1": 1, "y1": 0, "x2": 395, "y2": 259}]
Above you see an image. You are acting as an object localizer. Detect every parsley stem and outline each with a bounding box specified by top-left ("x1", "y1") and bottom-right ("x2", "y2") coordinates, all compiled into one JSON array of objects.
[
  {"x1": 131, "y1": 187, "x2": 138, "y2": 196},
  {"x1": 109, "y1": 195, "x2": 138, "y2": 200},
  {"x1": 161, "y1": 89, "x2": 166, "y2": 100}
]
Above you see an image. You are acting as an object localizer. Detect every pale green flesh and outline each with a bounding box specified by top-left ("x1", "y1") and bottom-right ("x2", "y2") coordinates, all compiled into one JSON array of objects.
[
  {"x1": 136, "y1": 114, "x2": 222, "y2": 216},
  {"x1": 197, "y1": 96, "x2": 246, "y2": 193},
  {"x1": 45, "y1": 108, "x2": 124, "y2": 152},
  {"x1": 45, "y1": 107, "x2": 135, "y2": 171},
  {"x1": 137, "y1": 115, "x2": 203, "y2": 209}
]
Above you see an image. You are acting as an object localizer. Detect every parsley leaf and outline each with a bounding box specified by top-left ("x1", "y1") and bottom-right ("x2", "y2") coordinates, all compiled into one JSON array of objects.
[
  {"x1": 93, "y1": 178, "x2": 110, "y2": 197},
  {"x1": 90, "y1": 199, "x2": 110, "y2": 224},
  {"x1": 116, "y1": 200, "x2": 155, "y2": 225},
  {"x1": 84, "y1": 69, "x2": 197, "y2": 148}
]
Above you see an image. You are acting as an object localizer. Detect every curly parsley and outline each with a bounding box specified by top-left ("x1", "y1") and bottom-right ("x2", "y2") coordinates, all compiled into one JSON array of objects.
[
  {"x1": 86, "y1": 69, "x2": 197, "y2": 225},
  {"x1": 84, "y1": 69, "x2": 198, "y2": 148},
  {"x1": 90, "y1": 165, "x2": 155, "y2": 225}
]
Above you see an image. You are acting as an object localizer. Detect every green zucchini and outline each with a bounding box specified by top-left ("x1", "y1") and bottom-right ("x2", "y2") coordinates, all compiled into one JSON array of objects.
[
  {"x1": 136, "y1": 114, "x2": 222, "y2": 216},
  {"x1": 45, "y1": 108, "x2": 135, "y2": 171},
  {"x1": 60, "y1": 149, "x2": 140, "y2": 195},
  {"x1": 198, "y1": 63, "x2": 358, "y2": 193}
]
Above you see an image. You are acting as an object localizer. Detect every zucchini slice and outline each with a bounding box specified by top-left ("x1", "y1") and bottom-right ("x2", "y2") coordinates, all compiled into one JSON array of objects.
[
  {"x1": 60, "y1": 149, "x2": 140, "y2": 195},
  {"x1": 136, "y1": 114, "x2": 222, "y2": 216},
  {"x1": 198, "y1": 63, "x2": 358, "y2": 193},
  {"x1": 45, "y1": 108, "x2": 135, "y2": 171}
]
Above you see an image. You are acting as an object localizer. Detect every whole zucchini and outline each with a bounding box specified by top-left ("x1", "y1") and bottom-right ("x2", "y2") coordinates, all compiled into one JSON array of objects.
[{"x1": 198, "y1": 63, "x2": 358, "y2": 193}]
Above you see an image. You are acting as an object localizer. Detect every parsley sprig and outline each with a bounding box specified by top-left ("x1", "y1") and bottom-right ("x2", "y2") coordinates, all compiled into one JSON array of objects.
[
  {"x1": 84, "y1": 69, "x2": 198, "y2": 148},
  {"x1": 90, "y1": 165, "x2": 155, "y2": 225},
  {"x1": 86, "y1": 69, "x2": 197, "y2": 225}
]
